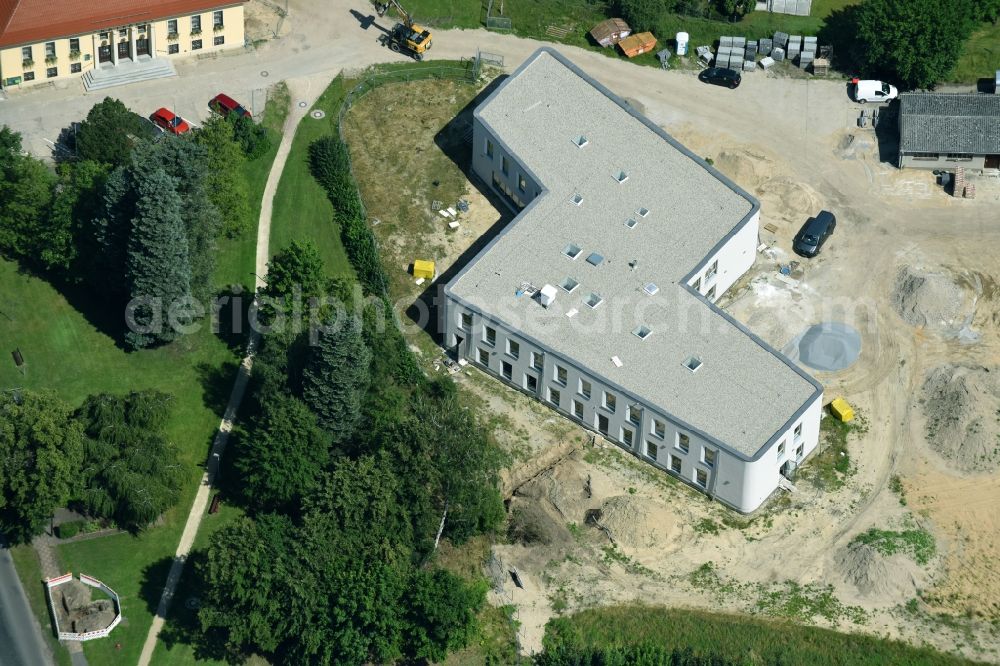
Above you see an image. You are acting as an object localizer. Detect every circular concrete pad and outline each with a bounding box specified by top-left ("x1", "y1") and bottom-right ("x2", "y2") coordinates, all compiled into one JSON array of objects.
[{"x1": 797, "y1": 322, "x2": 861, "y2": 372}]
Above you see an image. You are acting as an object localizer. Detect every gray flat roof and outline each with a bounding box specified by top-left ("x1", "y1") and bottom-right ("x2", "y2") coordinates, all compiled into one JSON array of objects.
[
  {"x1": 899, "y1": 92, "x2": 1000, "y2": 155},
  {"x1": 447, "y1": 48, "x2": 820, "y2": 457}
]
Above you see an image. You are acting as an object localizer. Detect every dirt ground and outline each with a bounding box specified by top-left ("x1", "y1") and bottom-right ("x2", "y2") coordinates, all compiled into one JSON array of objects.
[{"x1": 345, "y1": 62, "x2": 1000, "y2": 663}]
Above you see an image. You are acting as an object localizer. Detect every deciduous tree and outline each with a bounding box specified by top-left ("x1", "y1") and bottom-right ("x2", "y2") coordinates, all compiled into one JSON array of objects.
[
  {"x1": 263, "y1": 240, "x2": 326, "y2": 301},
  {"x1": 74, "y1": 97, "x2": 146, "y2": 167},
  {"x1": 0, "y1": 127, "x2": 55, "y2": 263}
]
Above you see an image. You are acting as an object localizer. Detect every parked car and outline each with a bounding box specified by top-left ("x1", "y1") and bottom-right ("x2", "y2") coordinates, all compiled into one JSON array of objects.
[
  {"x1": 150, "y1": 108, "x2": 191, "y2": 135},
  {"x1": 852, "y1": 78, "x2": 898, "y2": 104},
  {"x1": 698, "y1": 67, "x2": 741, "y2": 89},
  {"x1": 793, "y1": 210, "x2": 837, "y2": 258},
  {"x1": 209, "y1": 93, "x2": 252, "y2": 119}
]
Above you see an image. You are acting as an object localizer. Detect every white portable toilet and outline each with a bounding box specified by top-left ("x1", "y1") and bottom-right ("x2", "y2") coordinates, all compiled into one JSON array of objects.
[
  {"x1": 675, "y1": 31, "x2": 689, "y2": 56},
  {"x1": 539, "y1": 284, "x2": 558, "y2": 308}
]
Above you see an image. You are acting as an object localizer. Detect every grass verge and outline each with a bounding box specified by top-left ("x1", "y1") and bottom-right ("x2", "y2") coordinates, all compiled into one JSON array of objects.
[
  {"x1": 851, "y1": 527, "x2": 936, "y2": 565},
  {"x1": 9, "y1": 545, "x2": 72, "y2": 666}
]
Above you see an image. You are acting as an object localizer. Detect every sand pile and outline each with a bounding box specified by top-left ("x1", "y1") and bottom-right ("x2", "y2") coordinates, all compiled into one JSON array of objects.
[
  {"x1": 891, "y1": 267, "x2": 974, "y2": 335},
  {"x1": 597, "y1": 495, "x2": 676, "y2": 549},
  {"x1": 836, "y1": 543, "x2": 924, "y2": 600},
  {"x1": 921, "y1": 365, "x2": 1000, "y2": 471}
]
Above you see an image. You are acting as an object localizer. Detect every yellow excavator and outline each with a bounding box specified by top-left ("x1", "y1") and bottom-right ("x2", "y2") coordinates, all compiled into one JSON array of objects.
[{"x1": 376, "y1": 0, "x2": 433, "y2": 60}]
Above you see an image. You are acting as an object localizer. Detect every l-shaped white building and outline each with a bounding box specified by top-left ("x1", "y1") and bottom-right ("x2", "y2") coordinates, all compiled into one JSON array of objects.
[{"x1": 441, "y1": 48, "x2": 823, "y2": 512}]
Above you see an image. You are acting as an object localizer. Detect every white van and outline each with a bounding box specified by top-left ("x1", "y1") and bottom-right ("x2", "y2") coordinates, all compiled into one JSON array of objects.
[{"x1": 852, "y1": 79, "x2": 898, "y2": 103}]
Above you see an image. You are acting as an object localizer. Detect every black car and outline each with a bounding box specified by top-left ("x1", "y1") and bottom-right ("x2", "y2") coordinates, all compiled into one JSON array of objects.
[
  {"x1": 698, "y1": 67, "x2": 741, "y2": 89},
  {"x1": 793, "y1": 210, "x2": 837, "y2": 257}
]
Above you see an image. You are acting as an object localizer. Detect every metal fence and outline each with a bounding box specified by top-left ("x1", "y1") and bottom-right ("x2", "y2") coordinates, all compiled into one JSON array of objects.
[{"x1": 485, "y1": 0, "x2": 513, "y2": 31}]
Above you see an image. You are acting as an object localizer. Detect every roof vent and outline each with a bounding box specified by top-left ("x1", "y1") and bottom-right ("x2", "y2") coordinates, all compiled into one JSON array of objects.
[
  {"x1": 637, "y1": 207, "x2": 650, "y2": 218},
  {"x1": 570, "y1": 193, "x2": 584, "y2": 206},
  {"x1": 539, "y1": 284, "x2": 558, "y2": 308},
  {"x1": 586, "y1": 252, "x2": 604, "y2": 266},
  {"x1": 574, "y1": 135, "x2": 589, "y2": 148},
  {"x1": 560, "y1": 277, "x2": 579, "y2": 292},
  {"x1": 566, "y1": 308, "x2": 578, "y2": 318},
  {"x1": 611, "y1": 356, "x2": 623, "y2": 368},
  {"x1": 625, "y1": 217, "x2": 639, "y2": 229},
  {"x1": 563, "y1": 243, "x2": 582, "y2": 260},
  {"x1": 584, "y1": 292, "x2": 603, "y2": 309},
  {"x1": 633, "y1": 325, "x2": 652, "y2": 340},
  {"x1": 615, "y1": 170, "x2": 629, "y2": 184},
  {"x1": 643, "y1": 282, "x2": 659, "y2": 295},
  {"x1": 683, "y1": 356, "x2": 703, "y2": 372}
]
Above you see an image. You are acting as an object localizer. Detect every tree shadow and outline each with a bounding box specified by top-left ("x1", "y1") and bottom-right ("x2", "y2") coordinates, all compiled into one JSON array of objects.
[
  {"x1": 196, "y1": 359, "x2": 240, "y2": 417},
  {"x1": 212, "y1": 285, "x2": 253, "y2": 354},
  {"x1": 818, "y1": 5, "x2": 864, "y2": 76}
]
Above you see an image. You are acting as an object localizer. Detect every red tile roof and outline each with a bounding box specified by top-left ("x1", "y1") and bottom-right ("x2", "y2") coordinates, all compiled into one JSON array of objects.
[{"x1": 0, "y1": 0, "x2": 243, "y2": 48}]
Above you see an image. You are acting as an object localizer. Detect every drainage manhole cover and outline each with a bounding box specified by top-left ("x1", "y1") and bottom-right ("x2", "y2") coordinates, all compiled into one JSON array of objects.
[
  {"x1": 298, "y1": 101, "x2": 308, "y2": 108},
  {"x1": 260, "y1": 70, "x2": 269, "y2": 78},
  {"x1": 311, "y1": 110, "x2": 325, "y2": 119}
]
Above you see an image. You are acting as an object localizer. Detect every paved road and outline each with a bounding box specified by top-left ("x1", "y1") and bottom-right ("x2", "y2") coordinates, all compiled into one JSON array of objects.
[{"x1": 0, "y1": 541, "x2": 53, "y2": 666}]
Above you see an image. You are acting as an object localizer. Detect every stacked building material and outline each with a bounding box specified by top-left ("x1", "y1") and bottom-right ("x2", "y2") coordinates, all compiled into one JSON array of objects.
[
  {"x1": 773, "y1": 31, "x2": 789, "y2": 50},
  {"x1": 787, "y1": 35, "x2": 801, "y2": 61},
  {"x1": 953, "y1": 167, "x2": 967, "y2": 196},
  {"x1": 772, "y1": 47, "x2": 785, "y2": 61},
  {"x1": 758, "y1": 38, "x2": 773, "y2": 56},
  {"x1": 963, "y1": 183, "x2": 976, "y2": 199}
]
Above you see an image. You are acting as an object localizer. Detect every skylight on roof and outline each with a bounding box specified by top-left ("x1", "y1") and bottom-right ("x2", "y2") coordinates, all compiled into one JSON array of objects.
[
  {"x1": 643, "y1": 282, "x2": 659, "y2": 295},
  {"x1": 633, "y1": 325, "x2": 652, "y2": 340},
  {"x1": 584, "y1": 292, "x2": 603, "y2": 309},
  {"x1": 615, "y1": 170, "x2": 629, "y2": 184},
  {"x1": 560, "y1": 277, "x2": 579, "y2": 292},
  {"x1": 683, "y1": 356, "x2": 703, "y2": 372},
  {"x1": 625, "y1": 217, "x2": 639, "y2": 229},
  {"x1": 574, "y1": 135, "x2": 589, "y2": 148},
  {"x1": 571, "y1": 193, "x2": 584, "y2": 206},
  {"x1": 586, "y1": 252, "x2": 604, "y2": 266},
  {"x1": 563, "y1": 243, "x2": 582, "y2": 260},
  {"x1": 637, "y1": 207, "x2": 650, "y2": 218}
]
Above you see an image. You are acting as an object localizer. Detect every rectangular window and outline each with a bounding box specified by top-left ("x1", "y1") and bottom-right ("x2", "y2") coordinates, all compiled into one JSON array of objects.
[
  {"x1": 518, "y1": 173, "x2": 527, "y2": 192},
  {"x1": 548, "y1": 387, "x2": 561, "y2": 407},
  {"x1": 46, "y1": 67, "x2": 57, "y2": 78},
  {"x1": 677, "y1": 433, "x2": 690, "y2": 454},
  {"x1": 501, "y1": 361, "x2": 512, "y2": 380},
  {"x1": 485, "y1": 140, "x2": 493, "y2": 157},
  {"x1": 501, "y1": 156, "x2": 510, "y2": 175},
  {"x1": 526, "y1": 374, "x2": 538, "y2": 392},
  {"x1": 603, "y1": 391, "x2": 616, "y2": 412},
  {"x1": 168, "y1": 19, "x2": 179, "y2": 35},
  {"x1": 796, "y1": 444, "x2": 804, "y2": 459},
  {"x1": 554, "y1": 365, "x2": 567, "y2": 386},
  {"x1": 706, "y1": 285, "x2": 716, "y2": 301},
  {"x1": 573, "y1": 400, "x2": 584, "y2": 419},
  {"x1": 777, "y1": 440, "x2": 785, "y2": 457},
  {"x1": 70, "y1": 62, "x2": 81, "y2": 73},
  {"x1": 705, "y1": 260, "x2": 718, "y2": 281},
  {"x1": 484, "y1": 325, "x2": 496, "y2": 346},
  {"x1": 696, "y1": 469, "x2": 708, "y2": 488},
  {"x1": 794, "y1": 423, "x2": 803, "y2": 439},
  {"x1": 460, "y1": 312, "x2": 472, "y2": 330},
  {"x1": 621, "y1": 427, "x2": 634, "y2": 447},
  {"x1": 506, "y1": 339, "x2": 519, "y2": 360},
  {"x1": 192, "y1": 39, "x2": 203, "y2": 50},
  {"x1": 651, "y1": 419, "x2": 665, "y2": 438},
  {"x1": 670, "y1": 456, "x2": 682, "y2": 474},
  {"x1": 23, "y1": 71, "x2": 34, "y2": 81},
  {"x1": 168, "y1": 43, "x2": 179, "y2": 54},
  {"x1": 214, "y1": 35, "x2": 225, "y2": 46},
  {"x1": 21, "y1": 46, "x2": 32, "y2": 61},
  {"x1": 45, "y1": 42, "x2": 55, "y2": 58},
  {"x1": 99, "y1": 31, "x2": 109, "y2": 41},
  {"x1": 477, "y1": 348, "x2": 490, "y2": 366},
  {"x1": 69, "y1": 38, "x2": 80, "y2": 52},
  {"x1": 704, "y1": 448, "x2": 716, "y2": 468},
  {"x1": 645, "y1": 441, "x2": 657, "y2": 460},
  {"x1": 597, "y1": 413, "x2": 609, "y2": 435},
  {"x1": 191, "y1": 15, "x2": 202, "y2": 32},
  {"x1": 692, "y1": 277, "x2": 701, "y2": 292},
  {"x1": 214, "y1": 10, "x2": 224, "y2": 27},
  {"x1": 627, "y1": 405, "x2": 641, "y2": 425},
  {"x1": 530, "y1": 351, "x2": 543, "y2": 371},
  {"x1": 579, "y1": 378, "x2": 591, "y2": 399}
]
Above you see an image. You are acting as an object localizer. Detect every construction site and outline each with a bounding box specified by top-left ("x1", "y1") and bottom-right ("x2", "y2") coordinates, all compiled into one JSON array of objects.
[{"x1": 342, "y1": 42, "x2": 1000, "y2": 663}]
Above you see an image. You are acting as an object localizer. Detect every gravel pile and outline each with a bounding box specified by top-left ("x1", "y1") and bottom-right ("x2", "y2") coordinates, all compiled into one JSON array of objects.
[
  {"x1": 836, "y1": 543, "x2": 923, "y2": 600},
  {"x1": 891, "y1": 266, "x2": 971, "y2": 334},
  {"x1": 922, "y1": 365, "x2": 1000, "y2": 471}
]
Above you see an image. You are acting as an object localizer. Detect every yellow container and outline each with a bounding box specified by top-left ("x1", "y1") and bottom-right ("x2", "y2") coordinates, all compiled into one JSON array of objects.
[
  {"x1": 830, "y1": 397, "x2": 854, "y2": 422},
  {"x1": 413, "y1": 260, "x2": 435, "y2": 280}
]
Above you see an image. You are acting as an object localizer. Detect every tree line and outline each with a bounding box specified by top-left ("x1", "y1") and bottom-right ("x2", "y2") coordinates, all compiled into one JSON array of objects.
[
  {"x1": 0, "y1": 389, "x2": 184, "y2": 542},
  {"x1": 0, "y1": 97, "x2": 270, "y2": 349}
]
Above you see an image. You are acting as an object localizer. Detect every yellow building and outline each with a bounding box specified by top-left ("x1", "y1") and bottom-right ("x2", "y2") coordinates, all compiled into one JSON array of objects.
[{"x1": 0, "y1": 0, "x2": 246, "y2": 89}]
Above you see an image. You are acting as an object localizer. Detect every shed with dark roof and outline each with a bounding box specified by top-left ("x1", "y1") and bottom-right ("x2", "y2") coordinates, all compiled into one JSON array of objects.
[{"x1": 898, "y1": 92, "x2": 1000, "y2": 171}]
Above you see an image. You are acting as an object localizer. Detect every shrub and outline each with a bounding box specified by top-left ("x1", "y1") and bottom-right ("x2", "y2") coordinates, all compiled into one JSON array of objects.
[{"x1": 58, "y1": 520, "x2": 85, "y2": 539}]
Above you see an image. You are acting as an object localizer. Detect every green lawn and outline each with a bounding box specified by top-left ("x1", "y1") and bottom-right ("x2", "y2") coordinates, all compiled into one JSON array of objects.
[
  {"x1": 2, "y1": 84, "x2": 289, "y2": 666},
  {"x1": 542, "y1": 606, "x2": 987, "y2": 665},
  {"x1": 9, "y1": 545, "x2": 72, "y2": 666},
  {"x1": 269, "y1": 78, "x2": 354, "y2": 277},
  {"x1": 952, "y1": 22, "x2": 1000, "y2": 84}
]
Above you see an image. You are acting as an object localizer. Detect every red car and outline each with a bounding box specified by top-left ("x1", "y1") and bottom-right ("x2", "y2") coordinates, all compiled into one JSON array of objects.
[
  {"x1": 209, "y1": 93, "x2": 251, "y2": 119},
  {"x1": 150, "y1": 108, "x2": 191, "y2": 135}
]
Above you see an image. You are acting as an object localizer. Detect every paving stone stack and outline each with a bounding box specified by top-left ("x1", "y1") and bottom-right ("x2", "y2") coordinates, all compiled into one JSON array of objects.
[
  {"x1": 787, "y1": 35, "x2": 802, "y2": 62},
  {"x1": 800, "y1": 36, "x2": 817, "y2": 69},
  {"x1": 953, "y1": 167, "x2": 967, "y2": 197},
  {"x1": 772, "y1": 46, "x2": 785, "y2": 61},
  {"x1": 758, "y1": 38, "x2": 773, "y2": 56}
]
